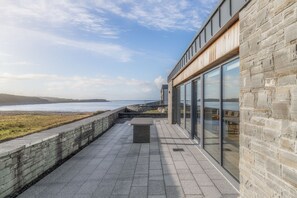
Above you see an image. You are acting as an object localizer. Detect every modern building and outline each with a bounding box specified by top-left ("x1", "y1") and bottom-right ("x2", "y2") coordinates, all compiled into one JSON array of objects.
[
  {"x1": 167, "y1": 0, "x2": 297, "y2": 197},
  {"x1": 160, "y1": 84, "x2": 168, "y2": 105}
]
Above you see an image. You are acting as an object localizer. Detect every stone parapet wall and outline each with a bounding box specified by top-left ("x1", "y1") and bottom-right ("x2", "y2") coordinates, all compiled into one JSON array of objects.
[
  {"x1": 0, "y1": 107, "x2": 125, "y2": 197},
  {"x1": 239, "y1": 0, "x2": 297, "y2": 197},
  {"x1": 126, "y1": 105, "x2": 152, "y2": 112}
]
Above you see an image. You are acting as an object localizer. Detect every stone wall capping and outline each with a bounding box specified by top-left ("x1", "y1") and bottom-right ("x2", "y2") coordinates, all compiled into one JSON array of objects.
[
  {"x1": 0, "y1": 146, "x2": 25, "y2": 158},
  {"x1": 42, "y1": 134, "x2": 60, "y2": 142}
]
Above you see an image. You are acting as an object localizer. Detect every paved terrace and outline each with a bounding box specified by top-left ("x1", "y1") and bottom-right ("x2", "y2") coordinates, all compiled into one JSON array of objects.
[{"x1": 18, "y1": 119, "x2": 239, "y2": 198}]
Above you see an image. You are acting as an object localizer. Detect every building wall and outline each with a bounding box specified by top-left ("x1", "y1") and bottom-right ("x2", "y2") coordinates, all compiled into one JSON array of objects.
[
  {"x1": 168, "y1": 81, "x2": 174, "y2": 124},
  {"x1": 239, "y1": 0, "x2": 297, "y2": 197},
  {"x1": 164, "y1": 89, "x2": 168, "y2": 105}
]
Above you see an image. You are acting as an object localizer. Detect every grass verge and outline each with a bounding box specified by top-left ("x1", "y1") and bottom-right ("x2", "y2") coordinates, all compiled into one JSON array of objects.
[{"x1": 0, "y1": 111, "x2": 101, "y2": 142}]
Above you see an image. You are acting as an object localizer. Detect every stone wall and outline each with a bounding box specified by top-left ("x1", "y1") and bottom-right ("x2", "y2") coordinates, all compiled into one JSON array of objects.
[
  {"x1": 168, "y1": 81, "x2": 173, "y2": 124},
  {"x1": 0, "y1": 107, "x2": 125, "y2": 197},
  {"x1": 239, "y1": 0, "x2": 297, "y2": 197}
]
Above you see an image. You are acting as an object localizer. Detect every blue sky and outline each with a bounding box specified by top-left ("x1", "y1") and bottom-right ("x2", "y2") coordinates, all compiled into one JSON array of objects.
[{"x1": 0, "y1": 0, "x2": 219, "y2": 100}]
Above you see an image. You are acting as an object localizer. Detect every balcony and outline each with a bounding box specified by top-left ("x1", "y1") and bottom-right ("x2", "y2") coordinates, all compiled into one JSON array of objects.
[{"x1": 18, "y1": 119, "x2": 239, "y2": 198}]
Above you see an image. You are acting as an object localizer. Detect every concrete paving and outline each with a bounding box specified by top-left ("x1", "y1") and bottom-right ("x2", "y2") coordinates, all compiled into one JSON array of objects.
[{"x1": 18, "y1": 119, "x2": 239, "y2": 198}]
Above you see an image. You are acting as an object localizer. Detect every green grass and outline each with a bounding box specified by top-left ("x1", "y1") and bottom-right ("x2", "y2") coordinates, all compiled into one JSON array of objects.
[
  {"x1": 0, "y1": 112, "x2": 96, "y2": 142},
  {"x1": 143, "y1": 109, "x2": 161, "y2": 114}
]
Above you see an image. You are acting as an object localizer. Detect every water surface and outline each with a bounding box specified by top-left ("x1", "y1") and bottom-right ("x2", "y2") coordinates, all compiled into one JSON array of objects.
[{"x1": 0, "y1": 100, "x2": 155, "y2": 112}]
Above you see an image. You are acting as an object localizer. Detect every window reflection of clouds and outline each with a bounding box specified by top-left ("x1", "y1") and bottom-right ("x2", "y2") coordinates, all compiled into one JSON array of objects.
[
  {"x1": 204, "y1": 68, "x2": 220, "y2": 99},
  {"x1": 223, "y1": 59, "x2": 239, "y2": 100}
]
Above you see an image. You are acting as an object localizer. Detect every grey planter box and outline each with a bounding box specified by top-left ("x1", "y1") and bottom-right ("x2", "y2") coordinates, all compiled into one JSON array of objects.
[{"x1": 130, "y1": 118, "x2": 153, "y2": 143}]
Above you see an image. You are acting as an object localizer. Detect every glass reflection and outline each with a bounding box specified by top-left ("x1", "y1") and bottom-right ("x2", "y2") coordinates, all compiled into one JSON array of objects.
[
  {"x1": 185, "y1": 83, "x2": 191, "y2": 133},
  {"x1": 176, "y1": 86, "x2": 181, "y2": 125},
  {"x1": 222, "y1": 59, "x2": 240, "y2": 180},
  {"x1": 193, "y1": 79, "x2": 201, "y2": 142},
  {"x1": 197, "y1": 79, "x2": 201, "y2": 142},
  {"x1": 180, "y1": 85, "x2": 185, "y2": 128},
  {"x1": 204, "y1": 68, "x2": 220, "y2": 162}
]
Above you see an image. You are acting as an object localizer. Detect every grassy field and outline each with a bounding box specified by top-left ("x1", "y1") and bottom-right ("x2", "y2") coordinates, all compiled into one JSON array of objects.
[
  {"x1": 143, "y1": 109, "x2": 161, "y2": 114},
  {"x1": 0, "y1": 112, "x2": 96, "y2": 142}
]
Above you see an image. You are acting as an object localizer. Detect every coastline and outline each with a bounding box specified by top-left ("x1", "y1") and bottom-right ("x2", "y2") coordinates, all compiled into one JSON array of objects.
[
  {"x1": 0, "y1": 100, "x2": 110, "y2": 107},
  {"x1": 0, "y1": 111, "x2": 99, "y2": 115}
]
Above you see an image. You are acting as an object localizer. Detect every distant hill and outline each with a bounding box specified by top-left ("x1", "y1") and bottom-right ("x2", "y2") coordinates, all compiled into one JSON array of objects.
[{"x1": 0, "y1": 94, "x2": 108, "y2": 106}]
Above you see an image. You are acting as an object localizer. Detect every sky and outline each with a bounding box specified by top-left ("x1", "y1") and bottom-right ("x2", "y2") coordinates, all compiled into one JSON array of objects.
[{"x1": 0, "y1": 0, "x2": 219, "y2": 100}]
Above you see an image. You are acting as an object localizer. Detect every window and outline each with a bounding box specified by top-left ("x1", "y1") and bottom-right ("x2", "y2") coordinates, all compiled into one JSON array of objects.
[
  {"x1": 222, "y1": 59, "x2": 240, "y2": 180},
  {"x1": 204, "y1": 68, "x2": 220, "y2": 162},
  {"x1": 174, "y1": 57, "x2": 240, "y2": 181},
  {"x1": 193, "y1": 78, "x2": 202, "y2": 142},
  {"x1": 185, "y1": 83, "x2": 192, "y2": 133},
  {"x1": 180, "y1": 85, "x2": 185, "y2": 128}
]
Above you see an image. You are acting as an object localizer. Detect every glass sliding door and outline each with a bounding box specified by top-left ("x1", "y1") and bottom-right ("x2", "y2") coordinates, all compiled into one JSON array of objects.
[
  {"x1": 180, "y1": 85, "x2": 185, "y2": 128},
  {"x1": 196, "y1": 79, "x2": 202, "y2": 142},
  {"x1": 176, "y1": 86, "x2": 181, "y2": 125},
  {"x1": 185, "y1": 83, "x2": 192, "y2": 133},
  {"x1": 204, "y1": 68, "x2": 220, "y2": 162},
  {"x1": 193, "y1": 78, "x2": 202, "y2": 142},
  {"x1": 222, "y1": 59, "x2": 240, "y2": 180}
]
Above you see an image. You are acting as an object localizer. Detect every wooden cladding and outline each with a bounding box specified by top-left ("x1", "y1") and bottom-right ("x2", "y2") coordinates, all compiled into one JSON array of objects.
[{"x1": 173, "y1": 21, "x2": 240, "y2": 86}]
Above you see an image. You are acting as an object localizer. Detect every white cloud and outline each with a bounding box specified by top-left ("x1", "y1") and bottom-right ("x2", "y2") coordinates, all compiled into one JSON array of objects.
[
  {"x1": 0, "y1": 0, "x2": 219, "y2": 34},
  {"x1": 0, "y1": 72, "x2": 156, "y2": 99},
  {"x1": 154, "y1": 76, "x2": 166, "y2": 89},
  {"x1": 0, "y1": 0, "x2": 219, "y2": 63},
  {"x1": 0, "y1": 0, "x2": 117, "y2": 37},
  {"x1": 0, "y1": 26, "x2": 134, "y2": 63},
  {"x1": 93, "y1": 0, "x2": 218, "y2": 31},
  {"x1": 0, "y1": 52, "x2": 12, "y2": 57}
]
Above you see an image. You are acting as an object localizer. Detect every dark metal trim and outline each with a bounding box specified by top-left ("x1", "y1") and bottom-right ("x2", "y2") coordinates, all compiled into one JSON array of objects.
[
  {"x1": 201, "y1": 74, "x2": 205, "y2": 149},
  {"x1": 219, "y1": 65, "x2": 223, "y2": 166}
]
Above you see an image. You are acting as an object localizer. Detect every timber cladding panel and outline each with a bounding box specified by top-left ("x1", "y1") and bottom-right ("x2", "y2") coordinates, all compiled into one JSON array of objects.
[
  {"x1": 239, "y1": 0, "x2": 297, "y2": 197},
  {"x1": 173, "y1": 21, "x2": 240, "y2": 86}
]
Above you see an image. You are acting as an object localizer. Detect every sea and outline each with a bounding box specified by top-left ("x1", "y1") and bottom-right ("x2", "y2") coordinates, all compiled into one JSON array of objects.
[{"x1": 0, "y1": 100, "x2": 156, "y2": 112}]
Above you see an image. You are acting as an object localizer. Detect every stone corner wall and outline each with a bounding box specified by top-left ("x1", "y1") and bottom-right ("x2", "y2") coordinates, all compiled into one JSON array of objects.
[
  {"x1": 168, "y1": 80, "x2": 175, "y2": 124},
  {"x1": 0, "y1": 107, "x2": 125, "y2": 198},
  {"x1": 239, "y1": 0, "x2": 297, "y2": 197}
]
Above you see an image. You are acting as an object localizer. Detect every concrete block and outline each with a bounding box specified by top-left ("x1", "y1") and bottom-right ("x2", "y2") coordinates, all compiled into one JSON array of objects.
[
  {"x1": 251, "y1": 73, "x2": 264, "y2": 88},
  {"x1": 280, "y1": 137, "x2": 295, "y2": 152},
  {"x1": 180, "y1": 180, "x2": 201, "y2": 195},
  {"x1": 278, "y1": 74, "x2": 297, "y2": 86},
  {"x1": 266, "y1": 157, "x2": 281, "y2": 177},
  {"x1": 257, "y1": 90, "x2": 271, "y2": 108},
  {"x1": 272, "y1": 102, "x2": 289, "y2": 119},
  {"x1": 282, "y1": 166, "x2": 297, "y2": 188},
  {"x1": 285, "y1": 23, "x2": 297, "y2": 43},
  {"x1": 148, "y1": 180, "x2": 165, "y2": 195},
  {"x1": 274, "y1": 48, "x2": 290, "y2": 71},
  {"x1": 265, "y1": 78, "x2": 276, "y2": 87},
  {"x1": 279, "y1": 150, "x2": 297, "y2": 169},
  {"x1": 130, "y1": 187, "x2": 147, "y2": 198},
  {"x1": 242, "y1": 92, "x2": 255, "y2": 108}
]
